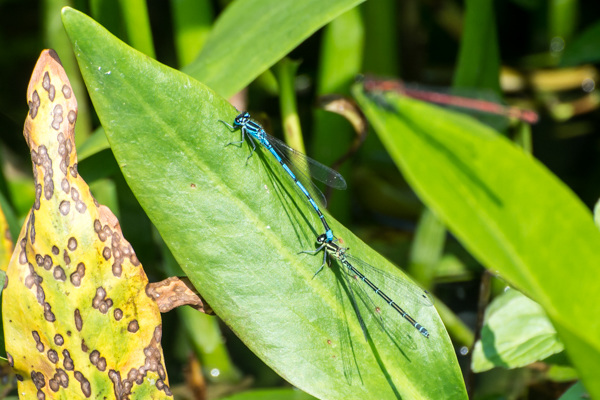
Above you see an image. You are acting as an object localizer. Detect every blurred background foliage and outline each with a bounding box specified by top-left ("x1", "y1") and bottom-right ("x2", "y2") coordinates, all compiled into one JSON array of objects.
[{"x1": 1, "y1": 0, "x2": 600, "y2": 399}]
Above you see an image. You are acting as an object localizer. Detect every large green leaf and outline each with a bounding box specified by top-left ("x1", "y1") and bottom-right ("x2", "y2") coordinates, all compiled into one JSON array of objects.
[
  {"x1": 353, "y1": 86, "x2": 600, "y2": 399},
  {"x1": 61, "y1": 7, "x2": 466, "y2": 400},
  {"x1": 182, "y1": 0, "x2": 365, "y2": 98}
]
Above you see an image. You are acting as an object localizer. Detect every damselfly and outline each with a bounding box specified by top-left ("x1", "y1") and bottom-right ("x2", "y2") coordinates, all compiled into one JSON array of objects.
[
  {"x1": 303, "y1": 234, "x2": 432, "y2": 339},
  {"x1": 363, "y1": 76, "x2": 539, "y2": 125},
  {"x1": 219, "y1": 112, "x2": 346, "y2": 242}
]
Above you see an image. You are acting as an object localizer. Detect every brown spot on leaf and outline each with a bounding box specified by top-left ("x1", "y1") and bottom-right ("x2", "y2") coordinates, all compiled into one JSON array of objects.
[
  {"x1": 68, "y1": 110, "x2": 76, "y2": 124},
  {"x1": 70, "y1": 262, "x2": 85, "y2": 287},
  {"x1": 32, "y1": 331, "x2": 43, "y2": 350},
  {"x1": 102, "y1": 247, "x2": 111, "y2": 260},
  {"x1": 54, "y1": 334, "x2": 64, "y2": 346},
  {"x1": 33, "y1": 183, "x2": 41, "y2": 210},
  {"x1": 36, "y1": 285, "x2": 45, "y2": 305},
  {"x1": 61, "y1": 178, "x2": 69, "y2": 193},
  {"x1": 62, "y1": 349, "x2": 74, "y2": 370},
  {"x1": 127, "y1": 320, "x2": 139, "y2": 333},
  {"x1": 44, "y1": 302, "x2": 56, "y2": 322},
  {"x1": 74, "y1": 371, "x2": 91, "y2": 398},
  {"x1": 92, "y1": 287, "x2": 112, "y2": 314},
  {"x1": 29, "y1": 90, "x2": 40, "y2": 118},
  {"x1": 114, "y1": 308, "x2": 123, "y2": 321},
  {"x1": 76, "y1": 200, "x2": 87, "y2": 214},
  {"x1": 52, "y1": 245, "x2": 59, "y2": 255},
  {"x1": 47, "y1": 349, "x2": 59, "y2": 363},
  {"x1": 31, "y1": 370, "x2": 46, "y2": 391},
  {"x1": 29, "y1": 210, "x2": 36, "y2": 243},
  {"x1": 51, "y1": 104, "x2": 63, "y2": 130},
  {"x1": 20, "y1": 248, "x2": 28, "y2": 264},
  {"x1": 109, "y1": 370, "x2": 125, "y2": 399},
  {"x1": 53, "y1": 266, "x2": 66, "y2": 281},
  {"x1": 62, "y1": 84, "x2": 72, "y2": 99},
  {"x1": 67, "y1": 237, "x2": 77, "y2": 251},
  {"x1": 56, "y1": 368, "x2": 68, "y2": 388},
  {"x1": 59, "y1": 200, "x2": 70, "y2": 215},
  {"x1": 89, "y1": 350, "x2": 99, "y2": 365},
  {"x1": 93, "y1": 219, "x2": 102, "y2": 233},
  {"x1": 49, "y1": 378, "x2": 59, "y2": 392},
  {"x1": 42, "y1": 71, "x2": 50, "y2": 91},
  {"x1": 43, "y1": 254, "x2": 52, "y2": 270},
  {"x1": 112, "y1": 260, "x2": 122, "y2": 277},
  {"x1": 74, "y1": 309, "x2": 83, "y2": 331},
  {"x1": 48, "y1": 84, "x2": 55, "y2": 102},
  {"x1": 63, "y1": 249, "x2": 71, "y2": 265},
  {"x1": 97, "y1": 357, "x2": 107, "y2": 372},
  {"x1": 158, "y1": 363, "x2": 166, "y2": 381}
]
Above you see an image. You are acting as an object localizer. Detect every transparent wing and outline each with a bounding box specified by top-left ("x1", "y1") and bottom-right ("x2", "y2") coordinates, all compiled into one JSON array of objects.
[
  {"x1": 334, "y1": 258, "x2": 422, "y2": 349},
  {"x1": 342, "y1": 252, "x2": 434, "y2": 308},
  {"x1": 267, "y1": 134, "x2": 347, "y2": 190}
]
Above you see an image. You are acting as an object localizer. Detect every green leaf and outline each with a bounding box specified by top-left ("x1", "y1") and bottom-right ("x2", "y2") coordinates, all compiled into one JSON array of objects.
[
  {"x1": 182, "y1": 0, "x2": 365, "y2": 97},
  {"x1": 559, "y1": 381, "x2": 588, "y2": 400},
  {"x1": 452, "y1": 0, "x2": 500, "y2": 92},
  {"x1": 170, "y1": 0, "x2": 214, "y2": 68},
  {"x1": 354, "y1": 86, "x2": 600, "y2": 398},
  {"x1": 62, "y1": 7, "x2": 466, "y2": 400},
  {"x1": 77, "y1": 127, "x2": 110, "y2": 161},
  {"x1": 472, "y1": 289, "x2": 564, "y2": 372},
  {"x1": 561, "y1": 21, "x2": 600, "y2": 66},
  {"x1": 221, "y1": 388, "x2": 316, "y2": 400},
  {"x1": 119, "y1": 0, "x2": 156, "y2": 57}
]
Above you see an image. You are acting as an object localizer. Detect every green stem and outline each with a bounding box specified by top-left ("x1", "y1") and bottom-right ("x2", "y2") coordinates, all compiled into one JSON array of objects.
[
  {"x1": 120, "y1": 0, "x2": 156, "y2": 58},
  {"x1": 275, "y1": 58, "x2": 305, "y2": 153}
]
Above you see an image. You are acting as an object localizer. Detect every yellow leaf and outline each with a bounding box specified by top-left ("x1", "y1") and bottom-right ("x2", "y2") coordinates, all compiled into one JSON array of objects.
[{"x1": 2, "y1": 49, "x2": 172, "y2": 399}]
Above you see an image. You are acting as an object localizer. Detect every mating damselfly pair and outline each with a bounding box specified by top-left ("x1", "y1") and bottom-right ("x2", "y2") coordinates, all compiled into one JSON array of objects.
[{"x1": 219, "y1": 111, "x2": 432, "y2": 339}]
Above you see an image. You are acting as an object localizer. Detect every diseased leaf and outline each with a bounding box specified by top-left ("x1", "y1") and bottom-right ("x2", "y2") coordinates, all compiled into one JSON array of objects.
[
  {"x1": 2, "y1": 49, "x2": 172, "y2": 399},
  {"x1": 147, "y1": 276, "x2": 209, "y2": 313}
]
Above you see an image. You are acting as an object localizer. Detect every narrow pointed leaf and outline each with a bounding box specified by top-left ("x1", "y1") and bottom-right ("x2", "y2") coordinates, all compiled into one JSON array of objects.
[
  {"x1": 353, "y1": 86, "x2": 600, "y2": 398},
  {"x1": 183, "y1": 0, "x2": 365, "y2": 97},
  {"x1": 62, "y1": 8, "x2": 466, "y2": 400}
]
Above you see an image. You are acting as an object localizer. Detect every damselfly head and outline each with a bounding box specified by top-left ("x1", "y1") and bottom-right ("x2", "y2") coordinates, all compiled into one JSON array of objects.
[
  {"x1": 234, "y1": 111, "x2": 250, "y2": 127},
  {"x1": 316, "y1": 234, "x2": 328, "y2": 245}
]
